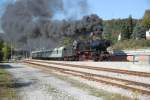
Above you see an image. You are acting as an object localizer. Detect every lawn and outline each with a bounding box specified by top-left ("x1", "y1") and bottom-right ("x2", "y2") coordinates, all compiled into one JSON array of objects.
[{"x1": 0, "y1": 66, "x2": 19, "y2": 100}]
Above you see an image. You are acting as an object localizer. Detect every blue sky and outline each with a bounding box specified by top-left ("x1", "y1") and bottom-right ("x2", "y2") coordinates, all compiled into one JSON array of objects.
[
  {"x1": 0, "y1": 0, "x2": 149, "y2": 20},
  {"x1": 87, "y1": 0, "x2": 150, "y2": 19}
]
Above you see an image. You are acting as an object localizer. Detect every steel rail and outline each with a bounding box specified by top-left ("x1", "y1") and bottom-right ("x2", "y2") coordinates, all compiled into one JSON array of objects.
[{"x1": 29, "y1": 59, "x2": 150, "y2": 77}]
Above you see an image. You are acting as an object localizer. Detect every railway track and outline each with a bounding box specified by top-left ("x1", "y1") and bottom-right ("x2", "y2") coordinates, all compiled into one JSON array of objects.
[
  {"x1": 30, "y1": 59, "x2": 150, "y2": 77},
  {"x1": 24, "y1": 60, "x2": 150, "y2": 95}
]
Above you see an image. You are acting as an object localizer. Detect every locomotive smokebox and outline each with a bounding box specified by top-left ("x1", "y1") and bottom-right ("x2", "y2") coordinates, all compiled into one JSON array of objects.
[{"x1": 91, "y1": 40, "x2": 105, "y2": 49}]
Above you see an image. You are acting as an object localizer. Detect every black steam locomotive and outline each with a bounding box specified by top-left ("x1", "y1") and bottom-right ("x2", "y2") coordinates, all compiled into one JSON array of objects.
[{"x1": 71, "y1": 38, "x2": 111, "y2": 61}]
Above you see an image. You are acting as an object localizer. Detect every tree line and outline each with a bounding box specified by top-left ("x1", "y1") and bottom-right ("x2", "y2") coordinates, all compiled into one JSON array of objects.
[
  {"x1": 103, "y1": 9, "x2": 150, "y2": 43},
  {"x1": 62, "y1": 10, "x2": 150, "y2": 47}
]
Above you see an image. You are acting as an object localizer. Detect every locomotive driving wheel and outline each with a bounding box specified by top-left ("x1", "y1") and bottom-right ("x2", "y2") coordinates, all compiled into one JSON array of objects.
[
  {"x1": 92, "y1": 52, "x2": 99, "y2": 61},
  {"x1": 99, "y1": 55, "x2": 103, "y2": 61},
  {"x1": 79, "y1": 54, "x2": 86, "y2": 61}
]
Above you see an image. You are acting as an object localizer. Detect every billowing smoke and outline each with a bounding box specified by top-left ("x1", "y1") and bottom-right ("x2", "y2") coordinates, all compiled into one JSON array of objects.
[
  {"x1": 1, "y1": 0, "x2": 64, "y2": 48},
  {"x1": 1, "y1": 0, "x2": 103, "y2": 51}
]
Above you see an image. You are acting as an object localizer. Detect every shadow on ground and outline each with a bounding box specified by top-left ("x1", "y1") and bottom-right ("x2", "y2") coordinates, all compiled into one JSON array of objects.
[
  {"x1": 9, "y1": 81, "x2": 33, "y2": 88},
  {"x1": 0, "y1": 64, "x2": 22, "y2": 69},
  {"x1": 0, "y1": 64, "x2": 34, "y2": 89},
  {"x1": 0, "y1": 81, "x2": 33, "y2": 89}
]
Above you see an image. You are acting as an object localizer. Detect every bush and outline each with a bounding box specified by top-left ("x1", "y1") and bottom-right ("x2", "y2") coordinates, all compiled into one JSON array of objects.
[
  {"x1": 0, "y1": 41, "x2": 11, "y2": 62},
  {"x1": 2, "y1": 45, "x2": 11, "y2": 61},
  {"x1": 0, "y1": 41, "x2": 3, "y2": 62}
]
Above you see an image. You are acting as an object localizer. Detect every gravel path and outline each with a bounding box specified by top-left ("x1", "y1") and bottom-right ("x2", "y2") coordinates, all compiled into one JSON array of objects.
[{"x1": 4, "y1": 63, "x2": 101, "y2": 100}]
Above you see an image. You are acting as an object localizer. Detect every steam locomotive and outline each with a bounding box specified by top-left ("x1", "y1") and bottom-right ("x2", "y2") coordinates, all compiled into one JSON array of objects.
[{"x1": 32, "y1": 38, "x2": 111, "y2": 61}]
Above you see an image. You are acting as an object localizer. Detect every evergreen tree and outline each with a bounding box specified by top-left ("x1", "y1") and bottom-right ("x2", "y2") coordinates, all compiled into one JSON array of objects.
[
  {"x1": 132, "y1": 23, "x2": 146, "y2": 39},
  {"x1": 128, "y1": 15, "x2": 133, "y2": 38},
  {"x1": 121, "y1": 22, "x2": 129, "y2": 40},
  {"x1": 142, "y1": 10, "x2": 150, "y2": 30},
  {"x1": 121, "y1": 16, "x2": 134, "y2": 39}
]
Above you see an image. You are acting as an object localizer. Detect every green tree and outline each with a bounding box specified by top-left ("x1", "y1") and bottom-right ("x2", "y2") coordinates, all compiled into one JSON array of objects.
[
  {"x1": 2, "y1": 44, "x2": 11, "y2": 61},
  {"x1": 142, "y1": 10, "x2": 150, "y2": 30},
  {"x1": 121, "y1": 16, "x2": 134, "y2": 39},
  {"x1": 128, "y1": 15, "x2": 133, "y2": 38},
  {"x1": 0, "y1": 41, "x2": 3, "y2": 61},
  {"x1": 103, "y1": 19, "x2": 123, "y2": 42},
  {"x1": 61, "y1": 37, "x2": 73, "y2": 46},
  {"x1": 132, "y1": 23, "x2": 146, "y2": 39},
  {"x1": 103, "y1": 17, "x2": 137, "y2": 42},
  {"x1": 121, "y1": 23, "x2": 129, "y2": 40}
]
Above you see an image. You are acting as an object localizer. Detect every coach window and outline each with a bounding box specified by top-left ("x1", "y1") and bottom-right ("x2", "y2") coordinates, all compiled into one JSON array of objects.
[{"x1": 64, "y1": 48, "x2": 66, "y2": 53}]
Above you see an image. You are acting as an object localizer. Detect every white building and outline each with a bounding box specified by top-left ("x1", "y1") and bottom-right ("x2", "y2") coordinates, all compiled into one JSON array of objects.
[{"x1": 146, "y1": 29, "x2": 150, "y2": 40}]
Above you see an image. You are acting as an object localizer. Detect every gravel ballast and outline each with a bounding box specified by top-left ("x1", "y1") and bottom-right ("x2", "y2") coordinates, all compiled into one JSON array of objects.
[
  {"x1": 3, "y1": 62, "x2": 150, "y2": 100},
  {"x1": 3, "y1": 63, "x2": 102, "y2": 100}
]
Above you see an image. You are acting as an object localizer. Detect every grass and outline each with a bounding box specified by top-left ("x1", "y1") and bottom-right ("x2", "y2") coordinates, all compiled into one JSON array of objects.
[
  {"x1": 112, "y1": 39, "x2": 150, "y2": 50},
  {"x1": 48, "y1": 72, "x2": 136, "y2": 100},
  {"x1": 0, "y1": 67, "x2": 19, "y2": 100}
]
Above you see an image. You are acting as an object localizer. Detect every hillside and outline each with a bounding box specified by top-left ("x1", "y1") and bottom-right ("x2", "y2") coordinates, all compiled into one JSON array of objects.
[{"x1": 112, "y1": 39, "x2": 150, "y2": 50}]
